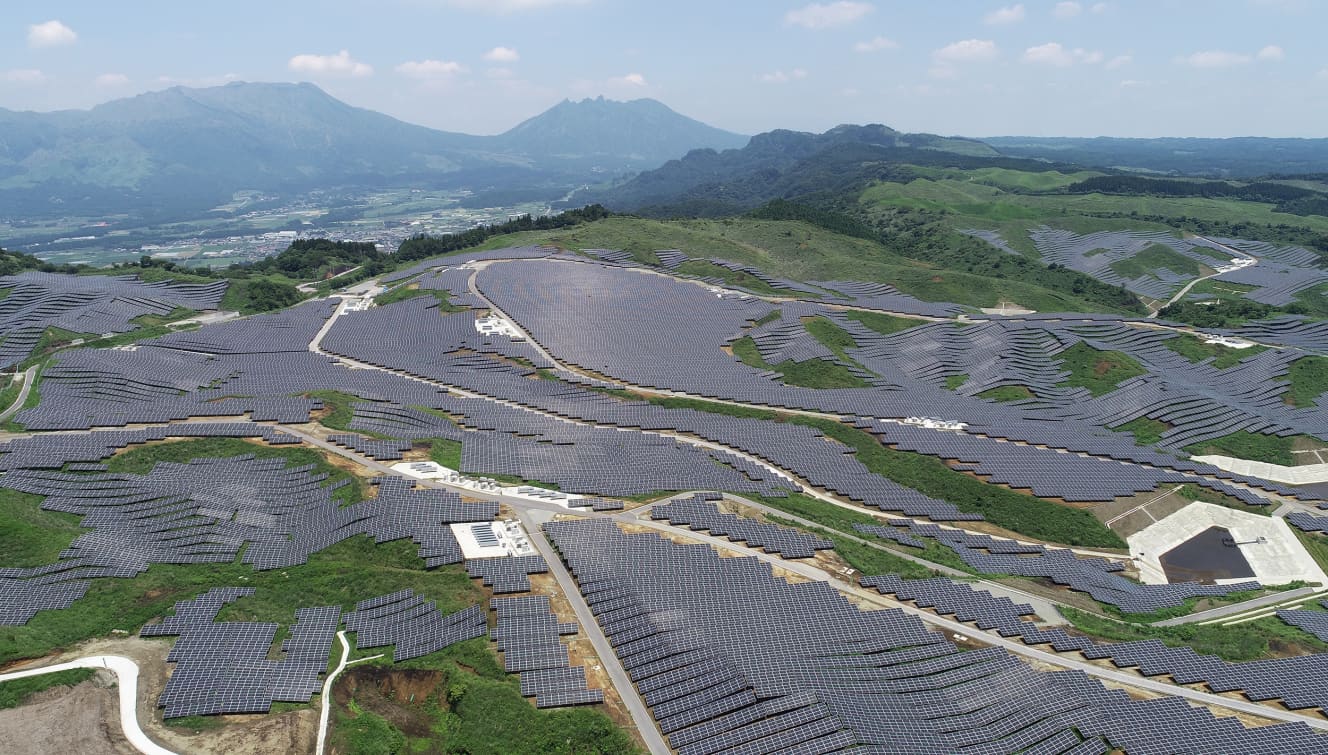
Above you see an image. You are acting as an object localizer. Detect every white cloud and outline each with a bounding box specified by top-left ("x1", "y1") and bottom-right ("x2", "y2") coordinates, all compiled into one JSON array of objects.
[
  {"x1": 758, "y1": 68, "x2": 809, "y2": 83},
  {"x1": 446, "y1": 0, "x2": 588, "y2": 12},
  {"x1": 1256, "y1": 44, "x2": 1285, "y2": 61},
  {"x1": 395, "y1": 59, "x2": 467, "y2": 79},
  {"x1": 1022, "y1": 42, "x2": 1103, "y2": 66},
  {"x1": 95, "y1": 73, "x2": 130, "y2": 87},
  {"x1": 1053, "y1": 1, "x2": 1082, "y2": 18},
  {"x1": 933, "y1": 39, "x2": 999, "y2": 64},
  {"x1": 28, "y1": 20, "x2": 77, "y2": 48},
  {"x1": 1317, "y1": 67, "x2": 1328, "y2": 80},
  {"x1": 1091, "y1": 2, "x2": 1110, "y2": 12},
  {"x1": 853, "y1": 36, "x2": 897, "y2": 53},
  {"x1": 288, "y1": 50, "x2": 373, "y2": 78},
  {"x1": 1105, "y1": 54, "x2": 1132, "y2": 69},
  {"x1": 984, "y1": 4, "x2": 1025, "y2": 24},
  {"x1": 2, "y1": 69, "x2": 46, "y2": 84},
  {"x1": 1178, "y1": 50, "x2": 1252, "y2": 68},
  {"x1": 1023, "y1": 42, "x2": 1074, "y2": 66},
  {"x1": 785, "y1": 2, "x2": 873, "y2": 29},
  {"x1": 608, "y1": 72, "x2": 647, "y2": 87},
  {"x1": 483, "y1": 46, "x2": 520, "y2": 63}
]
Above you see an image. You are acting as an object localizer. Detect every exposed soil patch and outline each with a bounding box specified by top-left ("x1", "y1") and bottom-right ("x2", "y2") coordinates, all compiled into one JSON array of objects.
[
  {"x1": 0, "y1": 676, "x2": 133, "y2": 755},
  {"x1": 333, "y1": 666, "x2": 443, "y2": 738}
]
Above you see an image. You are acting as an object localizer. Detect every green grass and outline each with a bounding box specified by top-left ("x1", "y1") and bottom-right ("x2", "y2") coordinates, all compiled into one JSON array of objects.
[
  {"x1": 0, "y1": 375, "x2": 23, "y2": 416},
  {"x1": 1176, "y1": 484, "x2": 1271, "y2": 516},
  {"x1": 793, "y1": 418, "x2": 1126, "y2": 548},
  {"x1": 1, "y1": 365, "x2": 42, "y2": 432},
  {"x1": 1108, "y1": 244, "x2": 1204, "y2": 280},
  {"x1": 748, "y1": 491, "x2": 973, "y2": 573},
  {"x1": 104, "y1": 437, "x2": 365, "y2": 507},
  {"x1": 374, "y1": 284, "x2": 468, "y2": 311},
  {"x1": 977, "y1": 385, "x2": 1036, "y2": 402},
  {"x1": 770, "y1": 516, "x2": 937, "y2": 579},
  {"x1": 0, "y1": 489, "x2": 87, "y2": 567},
  {"x1": 673, "y1": 259, "x2": 803, "y2": 297},
  {"x1": 753, "y1": 310, "x2": 782, "y2": 326},
  {"x1": 1294, "y1": 530, "x2": 1328, "y2": 574},
  {"x1": 333, "y1": 638, "x2": 639, "y2": 755},
  {"x1": 730, "y1": 335, "x2": 868, "y2": 389},
  {"x1": 1062, "y1": 606, "x2": 1328, "y2": 662},
  {"x1": 944, "y1": 374, "x2": 969, "y2": 391},
  {"x1": 861, "y1": 176, "x2": 1328, "y2": 235},
  {"x1": 305, "y1": 389, "x2": 362, "y2": 432},
  {"x1": 1284, "y1": 356, "x2": 1328, "y2": 408},
  {"x1": 1112, "y1": 416, "x2": 1170, "y2": 446},
  {"x1": 0, "y1": 535, "x2": 481, "y2": 665},
  {"x1": 427, "y1": 438, "x2": 462, "y2": 470},
  {"x1": 1163, "y1": 334, "x2": 1267, "y2": 369},
  {"x1": 842, "y1": 310, "x2": 926, "y2": 336},
  {"x1": 460, "y1": 216, "x2": 1132, "y2": 314},
  {"x1": 0, "y1": 668, "x2": 96, "y2": 709},
  {"x1": 337, "y1": 701, "x2": 404, "y2": 755},
  {"x1": 1183, "y1": 431, "x2": 1314, "y2": 467},
  {"x1": 1056, "y1": 342, "x2": 1147, "y2": 396}
]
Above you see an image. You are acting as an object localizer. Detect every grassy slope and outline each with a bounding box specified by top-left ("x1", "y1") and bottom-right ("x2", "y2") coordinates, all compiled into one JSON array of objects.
[
  {"x1": 0, "y1": 669, "x2": 96, "y2": 709},
  {"x1": 1057, "y1": 342, "x2": 1147, "y2": 396},
  {"x1": 1164, "y1": 334, "x2": 1267, "y2": 369},
  {"x1": 1285, "y1": 356, "x2": 1328, "y2": 408},
  {"x1": 1184, "y1": 431, "x2": 1313, "y2": 467},
  {"x1": 457, "y1": 216, "x2": 1139, "y2": 313},
  {"x1": 0, "y1": 489, "x2": 87, "y2": 567}
]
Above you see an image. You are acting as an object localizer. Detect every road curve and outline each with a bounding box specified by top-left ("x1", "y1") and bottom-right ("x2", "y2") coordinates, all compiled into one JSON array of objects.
[
  {"x1": 0, "y1": 365, "x2": 37, "y2": 424},
  {"x1": 0, "y1": 655, "x2": 177, "y2": 755},
  {"x1": 316, "y1": 631, "x2": 383, "y2": 755}
]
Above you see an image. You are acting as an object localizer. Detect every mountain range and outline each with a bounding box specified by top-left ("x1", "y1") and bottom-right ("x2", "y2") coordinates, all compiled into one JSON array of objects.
[{"x1": 0, "y1": 82, "x2": 746, "y2": 219}]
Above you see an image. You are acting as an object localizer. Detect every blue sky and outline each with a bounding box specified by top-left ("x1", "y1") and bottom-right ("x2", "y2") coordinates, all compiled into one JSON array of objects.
[{"x1": 3, "y1": 1, "x2": 1326, "y2": 137}]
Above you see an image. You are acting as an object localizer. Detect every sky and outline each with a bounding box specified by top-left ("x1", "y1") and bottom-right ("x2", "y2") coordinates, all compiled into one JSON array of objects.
[{"x1": 2, "y1": 0, "x2": 1327, "y2": 138}]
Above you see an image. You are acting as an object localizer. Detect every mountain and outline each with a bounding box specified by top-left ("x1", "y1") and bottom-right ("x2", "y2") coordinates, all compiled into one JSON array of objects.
[
  {"x1": 494, "y1": 96, "x2": 747, "y2": 169},
  {"x1": 983, "y1": 135, "x2": 1328, "y2": 178},
  {"x1": 581, "y1": 123, "x2": 1040, "y2": 215},
  {"x1": 0, "y1": 83, "x2": 744, "y2": 219}
]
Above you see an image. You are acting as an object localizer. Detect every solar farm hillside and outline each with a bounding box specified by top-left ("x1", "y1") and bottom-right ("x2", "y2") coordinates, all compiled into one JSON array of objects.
[{"x1": 3, "y1": 205, "x2": 1328, "y2": 754}]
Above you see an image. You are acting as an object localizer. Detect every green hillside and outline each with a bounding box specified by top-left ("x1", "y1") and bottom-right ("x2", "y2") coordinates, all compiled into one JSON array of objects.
[{"x1": 417, "y1": 215, "x2": 1144, "y2": 313}]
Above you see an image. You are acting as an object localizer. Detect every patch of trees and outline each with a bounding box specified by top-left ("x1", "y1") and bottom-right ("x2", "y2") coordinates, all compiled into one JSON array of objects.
[
  {"x1": 395, "y1": 204, "x2": 611, "y2": 261},
  {"x1": 0, "y1": 248, "x2": 84, "y2": 277},
  {"x1": 1157, "y1": 298, "x2": 1296, "y2": 328},
  {"x1": 250, "y1": 239, "x2": 385, "y2": 279}
]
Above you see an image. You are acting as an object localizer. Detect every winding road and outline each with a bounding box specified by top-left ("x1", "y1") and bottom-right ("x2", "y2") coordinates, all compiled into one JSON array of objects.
[{"x1": 0, "y1": 655, "x2": 176, "y2": 755}]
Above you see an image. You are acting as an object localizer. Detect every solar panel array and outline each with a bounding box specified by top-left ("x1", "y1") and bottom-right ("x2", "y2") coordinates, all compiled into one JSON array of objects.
[
  {"x1": 1018, "y1": 227, "x2": 1238, "y2": 300},
  {"x1": 546, "y1": 518, "x2": 1328, "y2": 754},
  {"x1": 466, "y1": 555, "x2": 549, "y2": 594},
  {"x1": 328, "y1": 433, "x2": 413, "y2": 461},
  {"x1": 1276, "y1": 603, "x2": 1328, "y2": 643},
  {"x1": 866, "y1": 573, "x2": 1328, "y2": 715},
  {"x1": 651, "y1": 494, "x2": 833, "y2": 559},
  {"x1": 856, "y1": 519, "x2": 1259, "y2": 613},
  {"x1": 343, "y1": 589, "x2": 487, "y2": 661},
  {"x1": 143, "y1": 588, "x2": 338, "y2": 718},
  {"x1": 491, "y1": 595, "x2": 603, "y2": 707},
  {"x1": 0, "y1": 455, "x2": 496, "y2": 625},
  {"x1": 0, "y1": 271, "x2": 227, "y2": 368}
]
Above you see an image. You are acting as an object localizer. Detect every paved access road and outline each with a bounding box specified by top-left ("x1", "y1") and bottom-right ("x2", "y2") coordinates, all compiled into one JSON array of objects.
[{"x1": 0, "y1": 655, "x2": 176, "y2": 755}]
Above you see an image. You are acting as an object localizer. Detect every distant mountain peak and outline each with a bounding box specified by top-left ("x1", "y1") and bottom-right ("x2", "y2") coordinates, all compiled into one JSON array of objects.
[{"x1": 497, "y1": 97, "x2": 747, "y2": 165}]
